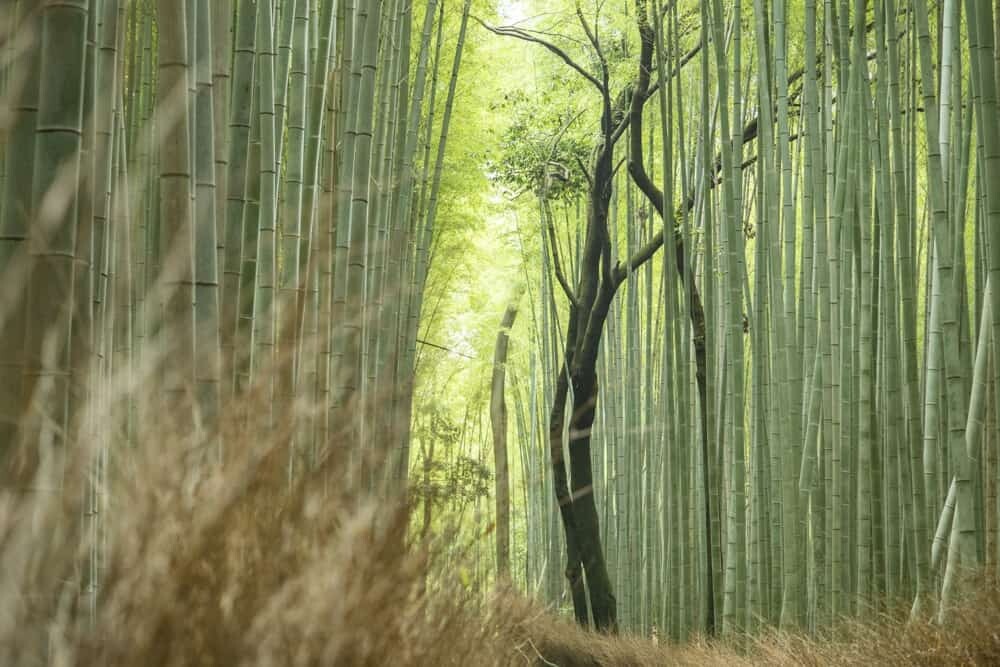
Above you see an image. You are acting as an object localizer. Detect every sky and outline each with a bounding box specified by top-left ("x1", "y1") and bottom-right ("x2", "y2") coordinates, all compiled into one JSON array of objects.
[{"x1": 497, "y1": 0, "x2": 531, "y2": 25}]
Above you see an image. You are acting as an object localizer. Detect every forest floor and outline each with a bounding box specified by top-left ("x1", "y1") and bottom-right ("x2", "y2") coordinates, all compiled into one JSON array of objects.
[
  {"x1": 518, "y1": 582, "x2": 1000, "y2": 666},
  {"x1": 7, "y1": 456, "x2": 1000, "y2": 667}
]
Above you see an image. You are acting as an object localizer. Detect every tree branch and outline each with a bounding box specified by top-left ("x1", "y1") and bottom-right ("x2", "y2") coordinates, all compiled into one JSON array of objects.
[
  {"x1": 611, "y1": 22, "x2": 880, "y2": 147},
  {"x1": 615, "y1": 14, "x2": 734, "y2": 285},
  {"x1": 474, "y1": 17, "x2": 606, "y2": 94},
  {"x1": 614, "y1": 3, "x2": 855, "y2": 284},
  {"x1": 576, "y1": 4, "x2": 607, "y2": 84},
  {"x1": 416, "y1": 337, "x2": 477, "y2": 359},
  {"x1": 543, "y1": 198, "x2": 580, "y2": 307},
  {"x1": 574, "y1": 155, "x2": 593, "y2": 190}
]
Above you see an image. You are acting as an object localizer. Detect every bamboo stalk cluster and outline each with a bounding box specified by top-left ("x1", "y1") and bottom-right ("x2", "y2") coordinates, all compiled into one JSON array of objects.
[
  {"x1": 0, "y1": 0, "x2": 474, "y2": 613},
  {"x1": 504, "y1": 0, "x2": 1000, "y2": 640}
]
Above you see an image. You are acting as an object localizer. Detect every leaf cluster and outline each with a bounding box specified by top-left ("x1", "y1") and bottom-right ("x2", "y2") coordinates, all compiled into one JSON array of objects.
[
  {"x1": 486, "y1": 89, "x2": 591, "y2": 202},
  {"x1": 411, "y1": 410, "x2": 493, "y2": 509},
  {"x1": 410, "y1": 455, "x2": 493, "y2": 508}
]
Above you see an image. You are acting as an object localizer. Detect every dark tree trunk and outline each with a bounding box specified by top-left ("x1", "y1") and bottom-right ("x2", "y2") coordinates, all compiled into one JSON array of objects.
[
  {"x1": 545, "y1": 82, "x2": 621, "y2": 629},
  {"x1": 626, "y1": 14, "x2": 716, "y2": 635},
  {"x1": 488, "y1": 0, "x2": 835, "y2": 635},
  {"x1": 497, "y1": 0, "x2": 765, "y2": 634},
  {"x1": 550, "y1": 360, "x2": 618, "y2": 631}
]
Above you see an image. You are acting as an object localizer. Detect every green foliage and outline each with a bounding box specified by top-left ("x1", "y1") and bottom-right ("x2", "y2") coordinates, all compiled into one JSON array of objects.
[
  {"x1": 411, "y1": 454, "x2": 493, "y2": 509},
  {"x1": 411, "y1": 409, "x2": 493, "y2": 510},
  {"x1": 486, "y1": 90, "x2": 590, "y2": 201}
]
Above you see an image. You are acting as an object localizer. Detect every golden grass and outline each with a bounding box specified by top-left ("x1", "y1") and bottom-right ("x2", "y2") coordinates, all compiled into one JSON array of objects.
[
  {"x1": 522, "y1": 580, "x2": 1000, "y2": 666},
  {"x1": 3, "y1": 375, "x2": 1000, "y2": 665},
  {"x1": 0, "y1": 375, "x2": 525, "y2": 666}
]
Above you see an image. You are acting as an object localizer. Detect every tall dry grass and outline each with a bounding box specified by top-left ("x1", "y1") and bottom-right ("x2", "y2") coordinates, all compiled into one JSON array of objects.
[
  {"x1": 524, "y1": 579, "x2": 1000, "y2": 666},
  {"x1": 5, "y1": 357, "x2": 1000, "y2": 667},
  {"x1": 0, "y1": 346, "x2": 542, "y2": 666}
]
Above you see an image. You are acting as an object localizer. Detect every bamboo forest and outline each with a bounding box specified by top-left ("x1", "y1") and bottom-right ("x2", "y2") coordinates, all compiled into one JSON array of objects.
[{"x1": 5, "y1": 0, "x2": 1000, "y2": 664}]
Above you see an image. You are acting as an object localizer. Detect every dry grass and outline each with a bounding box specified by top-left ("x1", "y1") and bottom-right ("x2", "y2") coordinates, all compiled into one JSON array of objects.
[
  {"x1": 739, "y1": 585, "x2": 1000, "y2": 666},
  {"x1": 0, "y1": 373, "x2": 527, "y2": 666},
  {"x1": 3, "y1": 371, "x2": 1000, "y2": 666},
  {"x1": 521, "y1": 581, "x2": 1000, "y2": 666}
]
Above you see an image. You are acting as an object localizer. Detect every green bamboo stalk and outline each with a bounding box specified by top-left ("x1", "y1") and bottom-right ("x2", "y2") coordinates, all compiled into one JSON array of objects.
[
  {"x1": 155, "y1": 0, "x2": 196, "y2": 418},
  {"x1": 0, "y1": 8, "x2": 40, "y2": 458},
  {"x1": 221, "y1": 0, "x2": 257, "y2": 401},
  {"x1": 252, "y1": 0, "x2": 278, "y2": 423},
  {"x1": 192, "y1": 0, "x2": 221, "y2": 440}
]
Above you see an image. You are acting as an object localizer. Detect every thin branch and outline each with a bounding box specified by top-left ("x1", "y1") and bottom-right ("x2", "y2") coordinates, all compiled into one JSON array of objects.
[
  {"x1": 543, "y1": 199, "x2": 580, "y2": 307},
  {"x1": 576, "y1": 4, "x2": 607, "y2": 82},
  {"x1": 540, "y1": 110, "x2": 585, "y2": 307},
  {"x1": 574, "y1": 155, "x2": 593, "y2": 189},
  {"x1": 474, "y1": 17, "x2": 605, "y2": 94},
  {"x1": 416, "y1": 337, "x2": 476, "y2": 359},
  {"x1": 612, "y1": 156, "x2": 626, "y2": 178}
]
